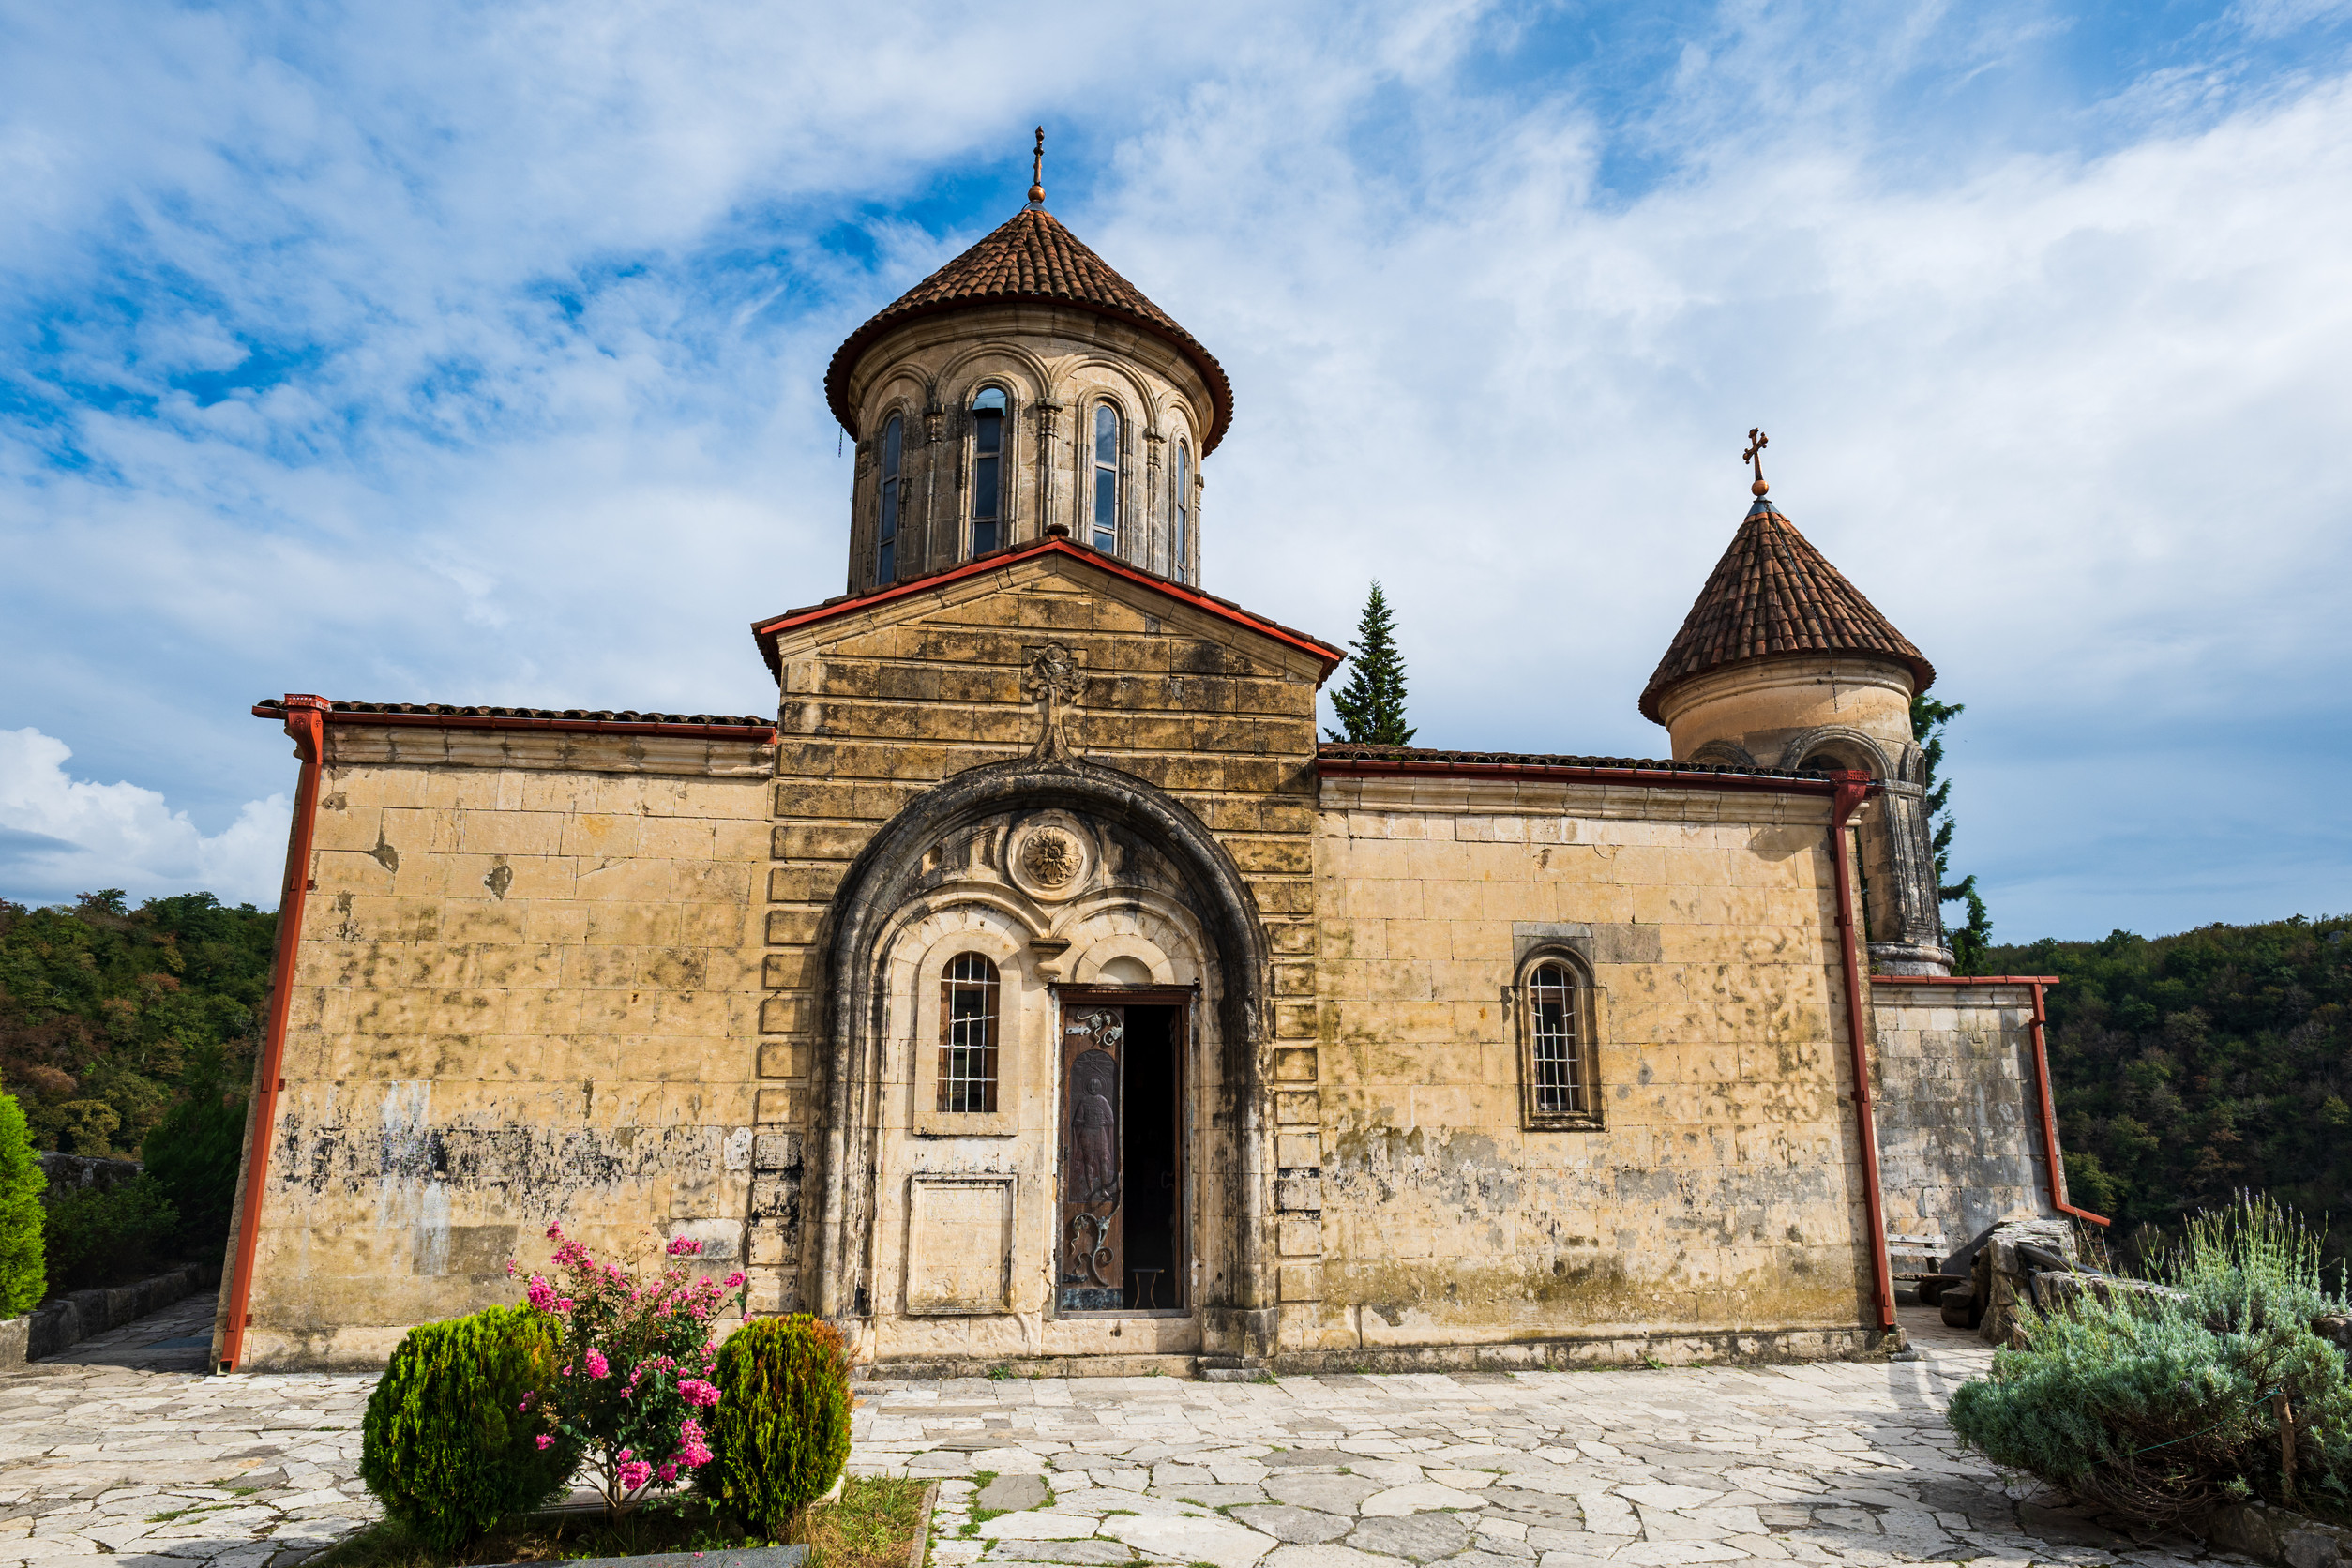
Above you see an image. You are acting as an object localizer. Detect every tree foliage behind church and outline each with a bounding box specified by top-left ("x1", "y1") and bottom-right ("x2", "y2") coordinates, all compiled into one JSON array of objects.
[
  {"x1": 1326, "y1": 580, "x2": 1415, "y2": 746},
  {"x1": 1990, "y1": 916, "x2": 2352, "y2": 1265},
  {"x1": 0, "y1": 891, "x2": 273, "y2": 1159}
]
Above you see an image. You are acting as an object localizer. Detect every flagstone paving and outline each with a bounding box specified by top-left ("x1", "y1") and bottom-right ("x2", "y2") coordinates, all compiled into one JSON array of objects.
[
  {"x1": 851, "y1": 1308, "x2": 2238, "y2": 1568},
  {"x1": 3, "y1": 1302, "x2": 2247, "y2": 1568}
]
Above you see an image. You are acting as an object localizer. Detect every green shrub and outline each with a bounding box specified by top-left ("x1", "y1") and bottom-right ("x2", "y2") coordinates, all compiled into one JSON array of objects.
[
  {"x1": 39, "y1": 1174, "x2": 177, "y2": 1292},
  {"x1": 702, "y1": 1314, "x2": 854, "y2": 1536},
  {"x1": 1949, "y1": 1195, "x2": 2352, "y2": 1526},
  {"x1": 0, "y1": 1093, "x2": 44, "y2": 1315},
  {"x1": 359, "y1": 1305, "x2": 580, "y2": 1550},
  {"x1": 143, "y1": 1090, "x2": 247, "y2": 1251}
]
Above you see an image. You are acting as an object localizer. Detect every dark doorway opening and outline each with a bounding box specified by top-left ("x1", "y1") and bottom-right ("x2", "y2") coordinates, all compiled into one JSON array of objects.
[
  {"x1": 1121, "y1": 1005, "x2": 1184, "y2": 1311},
  {"x1": 1055, "y1": 995, "x2": 1186, "y2": 1314}
]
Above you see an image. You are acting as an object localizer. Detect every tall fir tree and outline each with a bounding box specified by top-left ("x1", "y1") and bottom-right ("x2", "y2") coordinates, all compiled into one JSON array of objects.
[
  {"x1": 1326, "y1": 581, "x2": 1416, "y2": 746},
  {"x1": 1911, "y1": 696, "x2": 1994, "y2": 974}
]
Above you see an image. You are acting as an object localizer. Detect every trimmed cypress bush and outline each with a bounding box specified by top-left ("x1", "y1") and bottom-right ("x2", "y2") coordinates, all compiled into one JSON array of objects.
[
  {"x1": 359, "y1": 1305, "x2": 580, "y2": 1549},
  {"x1": 703, "y1": 1314, "x2": 854, "y2": 1536},
  {"x1": 0, "y1": 1093, "x2": 44, "y2": 1316}
]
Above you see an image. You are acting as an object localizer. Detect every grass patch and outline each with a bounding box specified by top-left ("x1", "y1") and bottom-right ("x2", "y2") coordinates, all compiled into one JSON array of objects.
[{"x1": 303, "y1": 1477, "x2": 930, "y2": 1568}]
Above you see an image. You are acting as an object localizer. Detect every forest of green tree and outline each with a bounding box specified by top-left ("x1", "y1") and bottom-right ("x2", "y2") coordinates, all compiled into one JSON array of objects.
[
  {"x1": 1988, "y1": 914, "x2": 2352, "y2": 1266},
  {"x1": 0, "y1": 891, "x2": 273, "y2": 1157}
]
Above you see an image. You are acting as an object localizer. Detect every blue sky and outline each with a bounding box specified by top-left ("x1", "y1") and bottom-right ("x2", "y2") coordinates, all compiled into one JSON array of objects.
[{"x1": 3, "y1": 0, "x2": 2349, "y2": 941}]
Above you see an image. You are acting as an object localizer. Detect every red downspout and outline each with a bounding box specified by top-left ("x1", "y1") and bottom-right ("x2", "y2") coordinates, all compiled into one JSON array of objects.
[
  {"x1": 1828, "y1": 771, "x2": 1896, "y2": 1333},
  {"x1": 219, "y1": 694, "x2": 330, "y2": 1372},
  {"x1": 2028, "y1": 981, "x2": 2111, "y2": 1227}
]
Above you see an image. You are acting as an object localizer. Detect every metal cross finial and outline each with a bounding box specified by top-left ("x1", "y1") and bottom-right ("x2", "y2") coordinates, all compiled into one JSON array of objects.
[
  {"x1": 1743, "y1": 428, "x2": 1770, "y2": 497},
  {"x1": 1028, "y1": 127, "x2": 1046, "y2": 206}
]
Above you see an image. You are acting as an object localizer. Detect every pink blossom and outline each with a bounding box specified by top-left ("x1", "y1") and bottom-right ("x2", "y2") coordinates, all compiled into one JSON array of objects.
[
  {"x1": 666, "y1": 1234, "x2": 703, "y2": 1258},
  {"x1": 677, "y1": 1378, "x2": 719, "y2": 1409},
  {"x1": 546, "y1": 1222, "x2": 564, "y2": 1240},
  {"x1": 525, "y1": 1275, "x2": 557, "y2": 1311},
  {"x1": 535, "y1": 1434, "x2": 553, "y2": 1450},
  {"x1": 723, "y1": 1271, "x2": 746, "y2": 1289},
  {"x1": 560, "y1": 1364, "x2": 572, "y2": 1377},
  {"x1": 656, "y1": 1462, "x2": 679, "y2": 1483},
  {"x1": 618, "y1": 1457, "x2": 653, "y2": 1492},
  {"x1": 555, "y1": 1297, "x2": 576, "y2": 1313},
  {"x1": 585, "y1": 1349, "x2": 610, "y2": 1379}
]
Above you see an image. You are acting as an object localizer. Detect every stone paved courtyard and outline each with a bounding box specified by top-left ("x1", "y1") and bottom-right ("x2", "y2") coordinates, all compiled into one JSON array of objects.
[{"x1": 2, "y1": 1302, "x2": 2240, "y2": 1568}]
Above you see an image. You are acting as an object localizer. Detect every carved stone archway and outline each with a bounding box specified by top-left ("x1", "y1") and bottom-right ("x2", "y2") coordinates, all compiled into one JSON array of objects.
[{"x1": 807, "y1": 755, "x2": 1277, "y2": 1355}]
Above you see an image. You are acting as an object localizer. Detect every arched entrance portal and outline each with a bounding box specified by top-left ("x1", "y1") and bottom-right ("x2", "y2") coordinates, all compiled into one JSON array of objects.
[{"x1": 808, "y1": 757, "x2": 1274, "y2": 1367}]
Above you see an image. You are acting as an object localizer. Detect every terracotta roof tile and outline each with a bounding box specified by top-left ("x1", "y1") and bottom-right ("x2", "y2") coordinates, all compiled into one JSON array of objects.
[
  {"x1": 1638, "y1": 498, "x2": 1934, "y2": 723},
  {"x1": 825, "y1": 205, "x2": 1232, "y2": 453},
  {"x1": 252, "y1": 699, "x2": 774, "y2": 733},
  {"x1": 1316, "y1": 743, "x2": 1827, "y2": 783}
]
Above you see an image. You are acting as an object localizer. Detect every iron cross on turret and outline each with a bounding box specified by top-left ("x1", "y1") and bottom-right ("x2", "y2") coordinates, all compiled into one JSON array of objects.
[{"x1": 1743, "y1": 428, "x2": 1770, "y2": 497}]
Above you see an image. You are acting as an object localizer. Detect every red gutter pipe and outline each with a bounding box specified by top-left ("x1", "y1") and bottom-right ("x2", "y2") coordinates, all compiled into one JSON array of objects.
[
  {"x1": 1870, "y1": 975, "x2": 2108, "y2": 1228},
  {"x1": 218, "y1": 694, "x2": 330, "y2": 1372},
  {"x1": 2028, "y1": 981, "x2": 2111, "y2": 1227},
  {"x1": 1826, "y1": 771, "x2": 1897, "y2": 1334}
]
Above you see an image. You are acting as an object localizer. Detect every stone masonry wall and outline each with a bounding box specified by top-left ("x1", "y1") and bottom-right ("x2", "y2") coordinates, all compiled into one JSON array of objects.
[
  {"x1": 1869, "y1": 983, "x2": 2053, "y2": 1274},
  {"x1": 755, "y1": 549, "x2": 1328, "y2": 1346},
  {"x1": 237, "y1": 727, "x2": 773, "y2": 1369},
  {"x1": 1304, "y1": 772, "x2": 1880, "y2": 1358}
]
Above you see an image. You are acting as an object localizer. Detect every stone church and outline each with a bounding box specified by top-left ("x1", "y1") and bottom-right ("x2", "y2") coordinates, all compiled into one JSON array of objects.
[{"x1": 213, "y1": 166, "x2": 2095, "y2": 1376}]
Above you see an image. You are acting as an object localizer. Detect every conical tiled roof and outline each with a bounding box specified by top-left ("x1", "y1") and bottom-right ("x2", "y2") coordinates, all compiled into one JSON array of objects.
[
  {"x1": 1638, "y1": 496, "x2": 1935, "y2": 722},
  {"x1": 825, "y1": 205, "x2": 1232, "y2": 453}
]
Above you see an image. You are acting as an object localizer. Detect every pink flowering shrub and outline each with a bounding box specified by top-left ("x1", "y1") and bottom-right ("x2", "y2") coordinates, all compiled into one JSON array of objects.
[{"x1": 510, "y1": 1224, "x2": 749, "y2": 1518}]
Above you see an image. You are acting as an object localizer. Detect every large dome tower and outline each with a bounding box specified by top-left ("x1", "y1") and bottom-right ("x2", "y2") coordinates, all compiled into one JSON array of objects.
[{"x1": 825, "y1": 136, "x2": 1228, "y2": 595}]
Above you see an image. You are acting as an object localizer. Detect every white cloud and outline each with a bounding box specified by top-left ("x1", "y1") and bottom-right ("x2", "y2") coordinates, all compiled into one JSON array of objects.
[{"x1": 0, "y1": 729, "x2": 289, "y2": 909}]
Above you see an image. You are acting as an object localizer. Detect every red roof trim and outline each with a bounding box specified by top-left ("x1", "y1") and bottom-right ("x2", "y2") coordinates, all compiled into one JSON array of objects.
[
  {"x1": 1870, "y1": 974, "x2": 2062, "y2": 986},
  {"x1": 1314, "y1": 755, "x2": 1843, "y2": 796},
  {"x1": 251, "y1": 700, "x2": 776, "y2": 743},
  {"x1": 749, "y1": 539, "x2": 1345, "y2": 682}
]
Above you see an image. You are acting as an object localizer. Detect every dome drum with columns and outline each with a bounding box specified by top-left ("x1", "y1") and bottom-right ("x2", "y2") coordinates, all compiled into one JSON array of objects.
[{"x1": 828, "y1": 175, "x2": 1227, "y2": 595}]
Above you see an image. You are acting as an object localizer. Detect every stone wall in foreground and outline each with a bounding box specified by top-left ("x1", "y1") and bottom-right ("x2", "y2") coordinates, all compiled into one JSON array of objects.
[{"x1": 234, "y1": 724, "x2": 772, "y2": 1369}]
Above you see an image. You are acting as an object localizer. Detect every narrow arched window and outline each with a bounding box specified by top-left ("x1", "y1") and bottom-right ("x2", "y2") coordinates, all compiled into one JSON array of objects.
[
  {"x1": 971, "y1": 387, "x2": 1006, "y2": 556},
  {"x1": 1171, "y1": 441, "x2": 1190, "y2": 583},
  {"x1": 1092, "y1": 403, "x2": 1120, "y2": 552},
  {"x1": 939, "y1": 954, "x2": 1001, "y2": 1112},
  {"x1": 877, "y1": 414, "x2": 904, "y2": 584},
  {"x1": 1519, "y1": 956, "x2": 1600, "y2": 1128}
]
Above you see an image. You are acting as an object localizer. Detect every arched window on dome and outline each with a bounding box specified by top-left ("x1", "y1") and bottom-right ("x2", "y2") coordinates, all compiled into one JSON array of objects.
[
  {"x1": 971, "y1": 387, "x2": 1006, "y2": 557},
  {"x1": 876, "y1": 413, "x2": 904, "y2": 584},
  {"x1": 1171, "y1": 441, "x2": 1191, "y2": 583},
  {"x1": 1092, "y1": 402, "x2": 1121, "y2": 553}
]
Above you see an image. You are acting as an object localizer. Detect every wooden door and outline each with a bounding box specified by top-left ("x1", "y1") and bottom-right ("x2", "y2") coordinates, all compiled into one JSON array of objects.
[{"x1": 1058, "y1": 1005, "x2": 1124, "y2": 1311}]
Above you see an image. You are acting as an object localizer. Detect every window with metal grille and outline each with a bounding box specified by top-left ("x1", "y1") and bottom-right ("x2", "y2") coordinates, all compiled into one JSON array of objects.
[
  {"x1": 1092, "y1": 402, "x2": 1120, "y2": 552},
  {"x1": 938, "y1": 953, "x2": 1001, "y2": 1112},
  {"x1": 971, "y1": 387, "x2": 1005, "y2": 556},
  {"x1": 1528, "y1": 961, "x2": 1581, "y2": 1116},
  {"x1": 877, "y1": 413, "x2": 904, "y2": 584}
]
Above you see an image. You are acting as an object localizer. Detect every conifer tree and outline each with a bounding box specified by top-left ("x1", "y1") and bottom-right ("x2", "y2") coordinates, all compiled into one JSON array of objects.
[
  {"x1": 1325, "y1": 581, "x2": 1416, "y2": 746},
  {"x1": 1912, "y1": 696, "x2": 1993, "y2": 974}
]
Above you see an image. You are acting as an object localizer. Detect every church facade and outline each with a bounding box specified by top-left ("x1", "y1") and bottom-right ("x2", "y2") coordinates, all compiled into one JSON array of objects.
[{"x1": 212, "y1": 178, "x2": 2089, "y2": 1376}]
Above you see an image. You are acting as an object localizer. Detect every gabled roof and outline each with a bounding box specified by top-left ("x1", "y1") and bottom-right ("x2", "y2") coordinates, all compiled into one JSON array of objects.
[
  {"x1": 1638, "y1": 497, "x2": 1935, "y2": 723},
  {"x1": 749, "y1": 537, "x2": 1343, "y2": 682},
  {"x1": 824, "y1": 205, "x2": 1233, "y2": 454}
]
